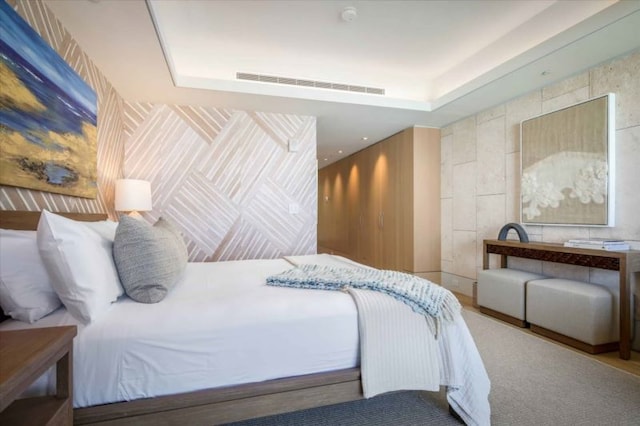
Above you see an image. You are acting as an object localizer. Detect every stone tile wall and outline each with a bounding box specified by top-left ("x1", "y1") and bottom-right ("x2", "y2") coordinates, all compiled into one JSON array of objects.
[
  {"x1": 441, "y1": 49, "x2": 640, "y2": 282},
  {"x1": 441, "y1": 49, "x2": 640, "y2": 348}
]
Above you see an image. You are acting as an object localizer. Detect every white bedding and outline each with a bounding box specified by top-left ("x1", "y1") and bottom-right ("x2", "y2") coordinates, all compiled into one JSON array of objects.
[{"x1": 0, "y1": 254, "x2": 490, "y2": 425}]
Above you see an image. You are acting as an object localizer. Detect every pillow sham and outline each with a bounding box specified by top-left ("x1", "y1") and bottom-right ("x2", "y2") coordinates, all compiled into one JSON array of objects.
[
  {"x1": 37, "y1": 210, "x2": 124, "y2": 324},
  {"x1": 84, "y1": 219, "x2": 119, "y2": 241},
  {"x1": 113, "y1": 216, "x2": 188, "y2": 303},
  {"x1": 0, "y1": 229, "x2": 61, "y2": 323}
]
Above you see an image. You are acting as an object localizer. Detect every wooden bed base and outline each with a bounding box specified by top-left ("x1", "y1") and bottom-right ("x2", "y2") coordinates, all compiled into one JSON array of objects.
[
  {"x1": 0, "y1": 210, "x2": 460, "y2": 425},
  {"x1": 75, "y1": 368, "x2": 363, "y2": 425}
]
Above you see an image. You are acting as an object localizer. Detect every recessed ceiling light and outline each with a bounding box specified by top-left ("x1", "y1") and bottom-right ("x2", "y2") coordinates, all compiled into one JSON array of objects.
[
  {"x1": 338, "y1": 150, "x2": 343, "y2": 154},
  {"x1": 361, "y1": 137, "x2": 368, "y2": 141},
  {"x1": 324, "y1": 158, "x2": 328, "y2": 161}
]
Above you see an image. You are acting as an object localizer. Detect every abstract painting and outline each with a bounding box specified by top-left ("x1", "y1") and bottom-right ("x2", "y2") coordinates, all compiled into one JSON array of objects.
[
  {"x1": 520, "y1": 94, "x2": 614, "y2": 226},
  {"x1": 0, "y1": 0, "x2": 97, "y2": 198}
]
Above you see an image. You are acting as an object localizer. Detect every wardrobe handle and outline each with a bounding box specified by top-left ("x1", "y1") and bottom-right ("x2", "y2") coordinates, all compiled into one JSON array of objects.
[{"x1": 380, "y1": 212, "x2": 384, "y2": 229}]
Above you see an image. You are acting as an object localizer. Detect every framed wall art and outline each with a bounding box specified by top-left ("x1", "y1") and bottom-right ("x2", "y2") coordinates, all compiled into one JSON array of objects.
[
  {"x1": 0, "y1": 0, "x2": 98, "y2": 198},
  {"x1": 520, "y1": 94, "x2": 615, "y2": 226}
]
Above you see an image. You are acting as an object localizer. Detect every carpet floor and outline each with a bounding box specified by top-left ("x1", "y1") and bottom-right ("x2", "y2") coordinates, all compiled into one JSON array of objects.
[{"x1": 227, "y1": 309, "x2": 640, "y2": 426}]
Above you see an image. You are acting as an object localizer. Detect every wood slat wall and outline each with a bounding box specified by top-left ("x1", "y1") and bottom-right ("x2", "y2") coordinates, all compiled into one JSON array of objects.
[
  {"x1": 1, "y1": 1, "x2": 318, "y2": 262},
  {"x1": 123, "y1": 104, "x2": 318, "y2": 262}
]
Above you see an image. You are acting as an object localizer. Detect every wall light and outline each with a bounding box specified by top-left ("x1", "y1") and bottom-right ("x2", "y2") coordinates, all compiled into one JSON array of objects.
[{"x1": 115, "y1": 179, "x2": 152, "y2": 215}]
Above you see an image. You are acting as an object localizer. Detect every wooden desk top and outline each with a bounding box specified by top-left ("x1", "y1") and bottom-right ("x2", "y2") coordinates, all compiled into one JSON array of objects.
[{"x1": 484, "y1": 239, "x2": 640, "y2": 271}]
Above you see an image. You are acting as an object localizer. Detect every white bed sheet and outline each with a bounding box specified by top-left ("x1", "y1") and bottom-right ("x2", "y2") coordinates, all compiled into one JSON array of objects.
[
  {"x1": 0, "y1": 255, "x2": 490, "y2": 425},
  {"x1": 1, "y1": 258, "x2": 360, "y2": 407}
]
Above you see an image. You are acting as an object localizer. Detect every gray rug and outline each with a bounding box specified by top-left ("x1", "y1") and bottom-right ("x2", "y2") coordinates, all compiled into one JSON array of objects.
[
  {"x1": 227, "y1": 309, "x2": 640, "y2": 426},
  {"x1": 226, "y1": 390, "x2": 458, "y2": 426}
]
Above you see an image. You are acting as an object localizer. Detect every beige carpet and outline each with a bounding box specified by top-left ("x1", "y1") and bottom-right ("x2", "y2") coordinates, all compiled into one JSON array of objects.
[
  {"x1": 462, "y1": 309, "x2": 640, "y2": 425},
  {"x1": 229, "y1": 309, "x2": 640, "y2": 425}
]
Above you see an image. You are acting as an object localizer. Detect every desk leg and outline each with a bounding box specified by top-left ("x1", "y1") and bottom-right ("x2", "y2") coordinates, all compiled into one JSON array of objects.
[
  {"x1": 56, "y1": 346, "x2": 73, "y2": 423},
  {"x1": 482, "y1": 242, "x2": 488, "y2": 270},
  {"x1": 620, "y1": 261, "x2": 630, "y2": 360}
]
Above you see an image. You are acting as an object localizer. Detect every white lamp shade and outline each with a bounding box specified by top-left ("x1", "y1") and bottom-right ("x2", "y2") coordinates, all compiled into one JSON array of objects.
[{"x1": 115, "y1": 179, "x2": 152, "y2": 212}]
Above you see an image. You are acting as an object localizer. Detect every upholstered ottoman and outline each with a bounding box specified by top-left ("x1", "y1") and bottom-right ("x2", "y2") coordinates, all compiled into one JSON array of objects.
[
  {"x1": 477, "y1": 268, "x2": 546, "y2": 327},
  {"x1": 526, "y1": 278, "x2": 618, "y2": 354}
]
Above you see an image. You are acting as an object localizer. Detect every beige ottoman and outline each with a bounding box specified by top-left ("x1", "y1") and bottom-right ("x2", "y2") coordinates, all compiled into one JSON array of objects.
[
  {"x1": 526, "y1": 278, "x2": 618, "y2": 354},
  {"x1": 477, "y1": 268, "x2": 546, "y2": 327}
]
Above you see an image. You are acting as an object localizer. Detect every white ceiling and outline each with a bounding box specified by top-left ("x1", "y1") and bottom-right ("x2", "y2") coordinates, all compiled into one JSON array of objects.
[{"x1": 44, "y1": 0, "x2": 640, "y2": 166}]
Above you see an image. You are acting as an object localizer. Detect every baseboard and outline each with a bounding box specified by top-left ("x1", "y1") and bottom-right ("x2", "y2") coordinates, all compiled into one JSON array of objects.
[
  {"x1": 478, "y1": 306, "x2": 528, "y2": 328},
  {"x1": 438, "y1": 272, "x2": 474, "y2": 297},
  {"x1": 529, "y1": 324, "x2": 619, "y2": 354}
]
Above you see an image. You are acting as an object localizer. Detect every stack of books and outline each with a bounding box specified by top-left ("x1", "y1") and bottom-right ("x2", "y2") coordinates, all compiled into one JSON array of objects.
[{"x1": 563, "y1": 238, "x2": 630, "y2": 251}]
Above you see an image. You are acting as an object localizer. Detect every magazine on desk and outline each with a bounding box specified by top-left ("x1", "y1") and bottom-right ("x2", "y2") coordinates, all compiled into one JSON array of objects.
[{"x1": 563, "y1": 239, "x2": 630, "y2": 251}]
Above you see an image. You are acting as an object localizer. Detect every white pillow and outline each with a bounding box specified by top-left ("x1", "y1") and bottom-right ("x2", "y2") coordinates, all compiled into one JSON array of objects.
[
  {"x1": 36, "y1": 210, "x2": 124, "y2": 323},
  {"x1": 84, "y1": 219, "x2": 119, "y2": 241},
  {"x1": 0, "y1": 229, "x2": 62, "y2": 323}
]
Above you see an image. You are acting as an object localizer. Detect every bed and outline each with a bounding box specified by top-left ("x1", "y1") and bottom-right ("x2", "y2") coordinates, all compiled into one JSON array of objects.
[{"x1": 0, "y1": 210, "x2": 490, "y2": 425}]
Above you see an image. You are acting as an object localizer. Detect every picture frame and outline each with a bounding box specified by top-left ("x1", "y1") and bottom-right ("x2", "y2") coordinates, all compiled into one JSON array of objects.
[
  {"x1": 0, "y1": 1, "x2": 98, "y2": 198},
  {"x1": 520, "y1": 94, "x2": 615, "y2": 226}
]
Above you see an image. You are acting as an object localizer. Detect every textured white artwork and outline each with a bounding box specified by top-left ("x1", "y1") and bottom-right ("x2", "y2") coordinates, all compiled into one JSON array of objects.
[
  {"x1": 521, "y1": 151, "x2": 608, "y2": 220},
  {"x1": 520, "y1": 94, "x2": 614, "y2": 226}
]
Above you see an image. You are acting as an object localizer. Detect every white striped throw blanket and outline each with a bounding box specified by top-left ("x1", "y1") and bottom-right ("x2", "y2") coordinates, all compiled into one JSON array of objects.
[{"x1": 266, "y1": 264, "x2": 461, "y2": 332}]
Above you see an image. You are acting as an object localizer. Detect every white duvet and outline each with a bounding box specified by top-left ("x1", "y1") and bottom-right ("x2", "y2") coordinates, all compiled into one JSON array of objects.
[{"x1": 0, "y1": 255, "x2": 490, "y2": 425}]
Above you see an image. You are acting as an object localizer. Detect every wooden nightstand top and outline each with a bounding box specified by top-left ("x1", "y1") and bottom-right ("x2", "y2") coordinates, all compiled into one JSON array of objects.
[{"x1": 0, "y1": 326, "x2": 77, "y2": 412}]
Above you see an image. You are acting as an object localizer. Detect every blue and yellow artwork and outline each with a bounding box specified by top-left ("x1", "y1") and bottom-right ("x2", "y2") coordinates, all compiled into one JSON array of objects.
[{"x1": 0, "y1": 0, "x2": 97, "y2": 198}]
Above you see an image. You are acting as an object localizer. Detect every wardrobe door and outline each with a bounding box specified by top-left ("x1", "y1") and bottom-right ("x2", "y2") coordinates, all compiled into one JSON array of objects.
[
  {"x1": 346, "y1": 156, "x2": 361, "y2": 260},
  {"x1": 355, "y1": 143, "x2": 381, "y2": 267},
  {"x1": 412, "y1": 127, "x2": 441, "y2": 272},
  {"x1": 317, "y1": 166, "x2": 332, "y2": 252},
  {"x1": 317, "y1": 161, "x2": 349, "y2": 255},
  {"x1": 378, "y1": 130, "x2": 413, "y2": 271},
  {"x1": 331, "y1": 159, "x2": 350, "y2": 255}
]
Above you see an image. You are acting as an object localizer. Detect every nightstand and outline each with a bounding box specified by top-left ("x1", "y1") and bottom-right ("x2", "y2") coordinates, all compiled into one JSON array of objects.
[{"x1": 0, "y1": 326, "x2": 77, "y2": 425}]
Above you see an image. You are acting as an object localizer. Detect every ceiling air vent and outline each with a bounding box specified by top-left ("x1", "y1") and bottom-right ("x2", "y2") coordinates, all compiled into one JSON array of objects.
[{"x1": 236, "y1": 73, "x2": 385, "y2": 95}]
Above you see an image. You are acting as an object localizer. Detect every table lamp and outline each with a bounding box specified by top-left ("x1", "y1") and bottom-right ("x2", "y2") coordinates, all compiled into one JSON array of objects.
[{"x1": 115, "y1": 179, "x2": 152, "y2": 217}]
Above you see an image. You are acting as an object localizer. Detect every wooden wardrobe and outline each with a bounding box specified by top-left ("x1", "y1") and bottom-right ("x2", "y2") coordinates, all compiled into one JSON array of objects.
[{"x1": 318, "y1": 127, "x2": 440, "y2": 273}]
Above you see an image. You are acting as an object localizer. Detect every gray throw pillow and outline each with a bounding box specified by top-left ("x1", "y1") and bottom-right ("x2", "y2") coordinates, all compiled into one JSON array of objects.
[{"x1": 113, "y1": 216, "x2": 188, "y2": 303}]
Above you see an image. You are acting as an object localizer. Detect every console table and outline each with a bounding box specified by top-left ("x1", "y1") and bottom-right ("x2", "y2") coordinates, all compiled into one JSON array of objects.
[{"x1": 483, "y1": 239, "x2": 640, "y2": 360}]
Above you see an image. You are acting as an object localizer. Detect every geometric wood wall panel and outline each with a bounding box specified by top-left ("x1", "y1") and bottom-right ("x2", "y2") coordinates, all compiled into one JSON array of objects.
[
  {"x1": 0, "y1": 0, "x2": 317, "y2": 262},
  {"x1": 0, "y1": 0, "x2": 124, "y2": 219},
  {"x1": 123, "y1": 102, "x2": 317, "y2": 261}
]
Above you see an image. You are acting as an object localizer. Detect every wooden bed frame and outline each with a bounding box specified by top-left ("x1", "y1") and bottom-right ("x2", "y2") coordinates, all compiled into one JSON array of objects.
[{"x1": 0, "y1": 210, "x2": 459, "y2": 425}]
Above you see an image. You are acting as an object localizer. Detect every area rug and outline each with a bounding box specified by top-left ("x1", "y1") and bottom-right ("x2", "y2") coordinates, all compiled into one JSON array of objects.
[
  {"x1": 463, "y1": 309, "x2": 640, "y2": 425},
  {"x1": 227, "y1": 309, "x2": 640, "y2": 425}
]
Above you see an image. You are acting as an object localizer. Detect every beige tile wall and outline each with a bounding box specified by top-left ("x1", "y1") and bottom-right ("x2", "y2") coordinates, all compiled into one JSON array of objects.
[
  {"x1": 441, "y1": 49, "x2": 640, "y2": 285},
  {"x1": 441, "y1": 50, "x2": 640, "y2": 347}
]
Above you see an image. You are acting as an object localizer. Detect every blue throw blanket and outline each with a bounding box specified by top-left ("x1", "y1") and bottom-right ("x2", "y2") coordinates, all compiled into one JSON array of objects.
[{"x1": 267, "y1": 264, "x2": 461, "y2": 323}]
